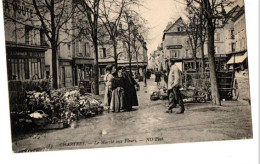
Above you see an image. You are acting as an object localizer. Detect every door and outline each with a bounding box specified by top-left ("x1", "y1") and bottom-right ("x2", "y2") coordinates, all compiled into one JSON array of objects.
[{"x1": 64, "y1": 66, "x2": 73, "y2": 87}]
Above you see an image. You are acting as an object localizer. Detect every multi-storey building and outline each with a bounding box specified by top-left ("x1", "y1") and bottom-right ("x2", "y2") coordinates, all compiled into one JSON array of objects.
[
  {"x1": 226, "y1": 6, "x2": 248, "y2": 70},
  {"x1": 4, "y1": 0, "x2": 49, "y2": 81},
  {"x1": 98, "y1": 32, "x2": 148, "y2": 80},
  {"x1": 162, "y1": 17, "x2": 193, "y2": 60},
  {"x1": 223, "y1": 5, "x2": 241, "y2": 55}
]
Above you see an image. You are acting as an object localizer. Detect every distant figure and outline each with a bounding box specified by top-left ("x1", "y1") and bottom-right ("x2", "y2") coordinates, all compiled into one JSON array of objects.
[
  {"x1": 167, "y1": 59, "x2": 185, "y2": 114},
  {"x1": 163, "y1": 70, "x2": 168, "y2": 89},
  {"x1": 121, "y1": 67, "x2": 139, "y2": 111},
  {"x1": 143, "y1": 66, "x2": 147, "y2": 87},
  {"x1": 155, "y1": 71, "x2": 161, "y2": 86},
  {"x1": 103, "y1": 65, "x2": 113, "y2": 111}
]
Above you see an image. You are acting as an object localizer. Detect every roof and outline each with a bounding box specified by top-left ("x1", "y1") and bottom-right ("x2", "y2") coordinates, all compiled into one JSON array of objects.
[
  {"x1": 232, "y1": 6, "x2": 245, "y2": 22},
  {"x1": 162, "y1": 17, "x2": 185, "y2": 40},
  {"x1": 164, "y1": 17, "x2": 183, "y2": 33}
]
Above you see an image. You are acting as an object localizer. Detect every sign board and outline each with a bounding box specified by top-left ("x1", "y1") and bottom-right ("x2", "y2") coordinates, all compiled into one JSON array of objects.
[
  {"x1": 166, "y1": 45, "x2": 182, "y2": 49},
  {"x1": 3, "y1": 0, "x2": 34, "y2": 21}
]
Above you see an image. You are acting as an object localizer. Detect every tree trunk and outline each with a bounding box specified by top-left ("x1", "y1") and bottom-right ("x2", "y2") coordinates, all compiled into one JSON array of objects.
[
  {"x1": 136, "y1": 52, "x2": 139, "y2": 76},
  {"x1": 93, "y1": 39, "x2": 99, "y2": 95},
  {"x1": 128, "y1": 42, "x2": 132, "y2": 74},
  {"x1": 113, "y1": 41, "x2": 118, "y2": 70},
  {"x1": 201, "y1": 40, "x2": 205, "y2": 72},
  {"x1": 200, "y1": 0, "x2": 205, "y2": 73},
  {"x1": 129, "y1": 57, "x2": 132, "y2": 75},
  {"x1": 51, "y1": 46, "x2": 58, "y2": 89},
  {"x1": 207, "y1": 21, "x2": 221, "y2": 105}
]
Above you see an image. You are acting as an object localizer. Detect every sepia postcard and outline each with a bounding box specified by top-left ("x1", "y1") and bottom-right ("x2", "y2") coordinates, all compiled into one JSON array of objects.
[{"x1": 1, "y1": 0, "x2": 253, "y2": 153}]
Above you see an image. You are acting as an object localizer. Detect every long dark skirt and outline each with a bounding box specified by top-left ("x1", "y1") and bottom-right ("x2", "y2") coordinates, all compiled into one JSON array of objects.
[{"x1": 124, "y1": 86, "x2": 138, "y2": 111}]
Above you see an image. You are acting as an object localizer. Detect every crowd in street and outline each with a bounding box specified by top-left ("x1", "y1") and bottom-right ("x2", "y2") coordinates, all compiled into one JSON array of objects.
[{"x1": 103, "y1": 58, "x2": 185, "y2": 114}]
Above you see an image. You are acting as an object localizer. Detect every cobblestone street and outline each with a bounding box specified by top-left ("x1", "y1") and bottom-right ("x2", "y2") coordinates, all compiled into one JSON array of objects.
[{"x1": 12, "y1": 74, "x2": 252, "y2": 152}]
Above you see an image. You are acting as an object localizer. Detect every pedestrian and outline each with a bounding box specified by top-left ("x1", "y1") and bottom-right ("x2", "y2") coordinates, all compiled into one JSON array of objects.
[
  {"x1": 110, "y1": 68, "x2": 126, "y2": 112},
  {"x1": 163, "y1": 70, "x2": 168, "y2": 89},
  {"x1": 121, "y1": 66, "x2": 139, "y2": 111},
  {"x1": 103, "y1": 65, "x2": 113, "y2": 111},
  {"x1": 166, "y1": 59, "x2": 185, "y2": 114},
  {"x1": 155, "y1": 70, "x2": 161, "y2": 86},
  {"x1": 143, "y1": 66, "x2": 147, "y2": 87}
]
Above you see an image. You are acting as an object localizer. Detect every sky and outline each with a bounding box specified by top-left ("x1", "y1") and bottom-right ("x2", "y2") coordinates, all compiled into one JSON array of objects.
[{"x1": 140, "y1": 0, "x2": 244, "y2": 56}]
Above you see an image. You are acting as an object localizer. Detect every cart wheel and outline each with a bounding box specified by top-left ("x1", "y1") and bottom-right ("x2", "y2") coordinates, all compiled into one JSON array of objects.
[{"x1": 196, "y1": 92, "x2": 206, "y2": 103}]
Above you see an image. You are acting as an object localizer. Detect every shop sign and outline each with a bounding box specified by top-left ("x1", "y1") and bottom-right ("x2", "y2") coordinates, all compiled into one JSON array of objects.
[
  {"x1": 166, "y1": 45, "x2": 182, "y2": 49},
  {"x1": 4, "y1": 0, "x2": 34, "y2": 20}
]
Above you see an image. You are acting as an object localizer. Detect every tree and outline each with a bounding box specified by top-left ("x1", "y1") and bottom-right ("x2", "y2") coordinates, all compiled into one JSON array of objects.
[
  {"x1": 30, "y1": 0, "x2": 76, "y2": 89},
  {"x1": 132, "y1": 29, "x2": 147, "y2": 76},
  {"x1": 182, "y1": 15, "x2": 200, "y2": 60},
  {"x1": 120, "y1": 10, "x2": 147, "y2": 74},
  {"x1": 74, "y1": 0, "x2": 101, "y2": 95},
  {"x1": 99, "y1": 0, "x2": 137, "y2": 69},
  {"x1": 187, "y1": 0, "x2": 235, "y2": 105},
  {"x1": 184, "y1": 1, "x2": 207, "y2": 72}
]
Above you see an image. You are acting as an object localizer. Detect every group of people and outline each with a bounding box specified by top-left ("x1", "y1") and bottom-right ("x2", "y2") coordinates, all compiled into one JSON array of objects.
[
  {"x1": 103, "y1": 65, "x2": 140, "y2": 113},
  {"x1": 103, "y1": 59, "x2": 185, "y2": 114},
  {"x1": 154, "y1": 70, "x2": 168, "y2": 88}
]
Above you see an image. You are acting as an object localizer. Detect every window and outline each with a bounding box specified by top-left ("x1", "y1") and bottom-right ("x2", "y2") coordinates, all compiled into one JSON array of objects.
[
  {"x1": 215, "y1": 32, "x2": 220, "y2": 41},
  {"x1": 231, "y1": 43, "x2": 236, "y2": 52},
  {"x1": 25, "y1": 26, "x2": 35, "y2": 45},
  {"x1": 177, "y1": 27, "x2": 183, "y2": 32},
  {"x1": 100, "y1": 48, "x2": 106, "y2": 58},
  {"x1": 85, "y1": 43, "x2": 90, "y2": 57},
  {"x1": 103, "y1": 48, "x2": 106, "y2": 58},
  {"x1": 78, "y1": 40, "x2": 82, "y2": 56},
  {"x1": 230, "y1": 29, "x2": 235, "y2": 39},
  {"x1": 7, "y1": 52, "x2": 45, "y2": 80},
  {"x1": 40, "y1": 29, "x2": 46, "y2": 46},
  {"x1": 67, "y1": 44, "x2": 71, "y2": 51},
  {"x1": 176, "y1": 38, "x2": 181, "y2": 45}
]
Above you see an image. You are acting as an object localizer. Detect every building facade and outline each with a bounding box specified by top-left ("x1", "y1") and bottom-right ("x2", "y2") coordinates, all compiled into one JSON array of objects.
[
  {"x1": 4, "y1": 0, "x2": 49, "y2": 81},
  {"x1": 162, "y1": 18, "x2": 193, "y2": 61},
  {"x1": 226, "y1": 6, "x2": 248, "y2": 70}
]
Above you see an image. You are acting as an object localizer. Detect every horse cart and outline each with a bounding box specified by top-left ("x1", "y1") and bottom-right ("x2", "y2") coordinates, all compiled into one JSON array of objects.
[{"x1": 217, "y1": 71, "x2": 239, "y2": 100}]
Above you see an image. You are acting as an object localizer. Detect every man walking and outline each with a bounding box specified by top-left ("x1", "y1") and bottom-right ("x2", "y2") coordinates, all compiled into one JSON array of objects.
[{"x1": 166, "y1": 59, "x2": 185, "y2": 114}]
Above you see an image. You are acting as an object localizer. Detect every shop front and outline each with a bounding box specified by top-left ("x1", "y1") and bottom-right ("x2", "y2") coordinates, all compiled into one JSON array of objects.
[
  {"x1": 6, "y1": 42, "x2": 48, "y2": 81},
  {"x1": 73, "y1": 57, "x2": 94, "y2": 86}
]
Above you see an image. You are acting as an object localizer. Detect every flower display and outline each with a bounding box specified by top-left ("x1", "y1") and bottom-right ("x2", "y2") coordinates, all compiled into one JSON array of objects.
[{"x1": 25, "y1": 88, "x2": 103, "y2": 128}]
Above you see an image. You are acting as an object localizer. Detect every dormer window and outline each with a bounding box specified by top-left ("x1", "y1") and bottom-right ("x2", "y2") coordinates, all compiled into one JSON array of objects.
[{"x1": 177, "y1": 27, "x2": 183, "y2": 32}]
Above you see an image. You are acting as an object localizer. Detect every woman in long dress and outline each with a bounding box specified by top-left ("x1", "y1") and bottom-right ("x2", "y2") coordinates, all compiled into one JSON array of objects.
[
  {"x1": 103, "y1": 65, "x2": 113, "y2": 111},
  {"x1": 121, "y1": 67, "x2": 139, "y2": 111},
  {"x1": 110, "y1": 69, "x2": 126, "y2": 112}
]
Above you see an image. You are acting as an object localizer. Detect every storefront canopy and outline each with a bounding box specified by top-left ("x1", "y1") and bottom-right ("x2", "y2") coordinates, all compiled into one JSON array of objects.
[{"x1": 227, "y1": 52, "x2": 248, "y2": 65}]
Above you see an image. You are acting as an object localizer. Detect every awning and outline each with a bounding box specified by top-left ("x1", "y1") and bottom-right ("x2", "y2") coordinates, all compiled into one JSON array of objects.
[{"x1": 227, "y1": 52, "x2": 248, "y2": 64}]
